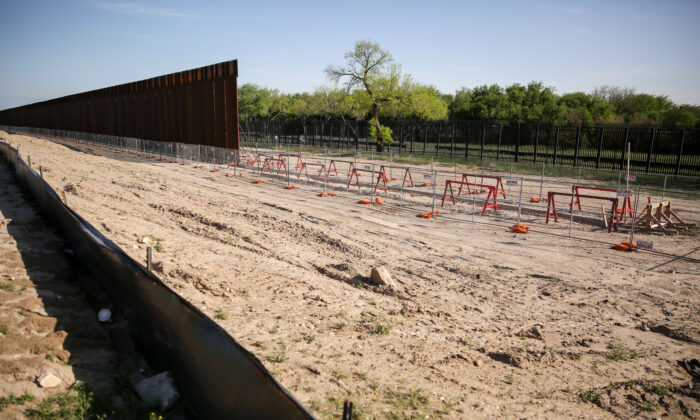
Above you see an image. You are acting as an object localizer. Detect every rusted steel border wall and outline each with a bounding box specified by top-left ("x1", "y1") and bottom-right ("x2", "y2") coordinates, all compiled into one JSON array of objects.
[{"x1": 0, "y1": 60, "x2": 239, "y2": 149}]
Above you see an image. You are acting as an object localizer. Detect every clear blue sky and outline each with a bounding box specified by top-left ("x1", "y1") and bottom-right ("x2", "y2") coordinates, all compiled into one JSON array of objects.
[{"x1": 1, "y1": 0, "x2": 699, "y2": 110}]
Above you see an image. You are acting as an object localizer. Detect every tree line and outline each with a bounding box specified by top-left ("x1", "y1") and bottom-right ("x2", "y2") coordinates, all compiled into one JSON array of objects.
[
  {"x1": 240, "y1": 81, "x2": 699, "y2": 126},
  {"x1": 240, "y1": 42, "x2": 699, "y2": 128}
]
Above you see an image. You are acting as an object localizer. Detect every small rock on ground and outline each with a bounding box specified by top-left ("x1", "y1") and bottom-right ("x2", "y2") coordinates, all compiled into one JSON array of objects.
[
  {"x1": 37, "y1": 371, "x2": 62, "y2": 388},
  {"x1": 133, "y1": 371, "x2": 180, "y2": 412},
  {"x1": 370, "y1": 266, "x2": 396, "y2": 287}
]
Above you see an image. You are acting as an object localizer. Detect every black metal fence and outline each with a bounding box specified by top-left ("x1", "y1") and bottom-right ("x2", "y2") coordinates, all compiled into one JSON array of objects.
[{"x1": 241, "y1": 120, "x2": 700, "y2": 176}]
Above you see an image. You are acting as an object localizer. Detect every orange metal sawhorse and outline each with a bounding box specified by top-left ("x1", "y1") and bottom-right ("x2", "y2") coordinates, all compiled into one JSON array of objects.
[
  {"x1": 456, "y1": 173, "x2": 506, "y2": 199},
  {"x1": 547, "y1": 191, "x2": 619, "y2": 232},
  {"x1": 441, "y1": 180, "x2": 498, "y2": 214},
  {"x1": 571, "y1": 185, "x2": 633, "y2": 222}
]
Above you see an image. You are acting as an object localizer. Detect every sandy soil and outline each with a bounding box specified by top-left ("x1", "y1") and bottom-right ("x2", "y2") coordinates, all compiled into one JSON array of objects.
[
  {"x1": 2, "y1": 130, "x2": 699, "y2": 419},
  {"x1": 0, "y1": 158, "x2": 119, "y2": 417}
]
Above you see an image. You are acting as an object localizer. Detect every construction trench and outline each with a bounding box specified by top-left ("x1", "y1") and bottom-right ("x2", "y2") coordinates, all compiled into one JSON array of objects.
[{"x1": 0, "y1": 139, "x2": 313, "y2": 418}]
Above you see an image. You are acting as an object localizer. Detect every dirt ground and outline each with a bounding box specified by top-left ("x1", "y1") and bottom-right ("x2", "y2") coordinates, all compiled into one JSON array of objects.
[
  {"x1": 0, "y1": 157, "x2": 120, "y2": 417},
  {"x1": 2, "y1": 130, "x2": 699, "y2": 419}
]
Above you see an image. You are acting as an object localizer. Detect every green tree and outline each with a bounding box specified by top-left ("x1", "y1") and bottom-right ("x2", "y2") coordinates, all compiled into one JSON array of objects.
[
  {"x1": 238, "y1": 83, "x2": 275, "y2": 120},
  {"x1": 268, "y1": 94, "x2": 291, "y2": 119},
  {"x1": 449, "y1": 88, "x2": 474, "y2": 119},
  {"x1": 505, "y1": 83, "x2": 527, "y2": 120},
  {"x1": 469, "y1": 84, "x2": 509, "y2": 120},
  {"x1": 309, "y1": 88, "x2": 359, "y2": 121},
  {"x1": 381, "y1": 81, "x2": 448, "y2": 120},
  {"x1": 325, "y1": 40, "x2": 409, "y2": 151},
  {"x1": 616, "y1": 93, "x2": 674, "y2": 123},
  {"x1": 286, "y1": 93, "x2": 312, "y2": 119},
  {"x1": 559, "y1": 92, "x2": 616, "y2": 123},
  {"x1": 521, "y1": 82, "x2": 564, "y2": 122},
  {"x1": 592, "y1": 86, "x2": 677, "y2": 124},
  {"x1": 664, "y1": 104, "x2": 700, "y2": 125}
]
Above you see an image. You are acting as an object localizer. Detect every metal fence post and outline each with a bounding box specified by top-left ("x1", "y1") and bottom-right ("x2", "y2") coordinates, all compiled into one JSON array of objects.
[
  {"x1": 514, "y1": 123, "x2": 520, "y2": 162},
  {"x1": 399, "y1": 159, "x2": 404, "y2": 204},
  {"x1": 533, "y1": 124, "x2": 539, "y2": 164},
  {"x1": 675, "y1": 129, "x2": 685, "y2": 176},
  {"x1": 471, "y1": 173, "x2": 476, "y2": 223},
  {"x1": 465, "y1": 123, "x2": 469, "y2": 159},
  {"x1": 629, "y1": 185, "x2": 640, "y2": 246},
  {"x1": 436, "y1": 122, "x2": 441, "y2": 157},
  {"x1": 431, "y1": 170, "x2": 437, "y2": 217},
  {"x1": 573, "y1": 126, "x2": 581, "y2": 167},
  {"x1": 410, "y1": 126, "x2": 414, "y2": 154},
  {"x1": 620, "y1": 127, "x2": 629, "y2": 170},
  {"x1": 480, "y1": 122, "x2": 485, "y2": 160},
  {"x1": 596, "y1": 127, "x2": 604, "y2": 169},
  {"x1": 371, "y1": 161, "x2": 375, "y2": 203},
  {"x1": 661, "y1": 175, "x2": 667, "y2": 203},
  {"x1": 305, "y1": 154, "x2": 310, "y2": 192},
  {"x1": 553, "y1": 126, "x2": 559, "y2": 166},
  {"x1": 389, "y1": 153, "x2": 393, "y2": 179},
  {"x1": 496, "y1": 124, "x2": 502, "y2": 161},
  {"x1": 646, "y1": 128, "x2": 655, "y2": 174},
  {"x1": 617, "y1": 170, "x2": 621, "y2": 191},
  {"x1": 568, "y1": 183, "x2": 576, "y2": 237},
  {"x1": 516, "y1": 177, "x2": 523, "y2": 227}
]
